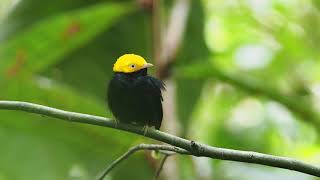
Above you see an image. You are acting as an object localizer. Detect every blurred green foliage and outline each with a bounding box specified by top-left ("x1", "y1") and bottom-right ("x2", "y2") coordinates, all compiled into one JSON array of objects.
[{"x1": 0, "y1": 0, "x2": 320, "y2": 180}]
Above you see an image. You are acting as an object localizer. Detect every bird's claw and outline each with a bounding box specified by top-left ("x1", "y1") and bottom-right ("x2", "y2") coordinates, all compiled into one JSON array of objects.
[
  {"x1": 142, "y1": 126, "x2": 149, "y2": 136},
  {"x1": 114, "y1": 119, "x2": 119, "y2": 128}
]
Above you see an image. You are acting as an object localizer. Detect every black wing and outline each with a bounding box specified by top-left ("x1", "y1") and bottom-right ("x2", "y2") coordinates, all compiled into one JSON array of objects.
[
  {"x1": 135, "y1": 76, "x2": 165, "y2": 129},
  {"x1": 107, "y1": 75, "x2": 128, "y2": 121}
]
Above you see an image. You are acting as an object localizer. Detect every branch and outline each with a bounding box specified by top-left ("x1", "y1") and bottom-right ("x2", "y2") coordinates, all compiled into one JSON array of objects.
[
  {"x1": 154, "y1": 153, "x2": 171, "y2": 180},
  {"x1": 0, "y1": 100, "x2": 319, "y2": 177},
  {"x1": 176, "y1": 64, "x2": 320, "y2": 128},
  {"x1": 97, "y1": 144, "x2": 188, "y2": 180}
]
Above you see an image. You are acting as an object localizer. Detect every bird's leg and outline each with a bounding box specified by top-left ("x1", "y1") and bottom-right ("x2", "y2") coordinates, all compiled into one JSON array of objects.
[
  {"x1": 114, "y1": 118, "x2": 119, "y2": 128},
  {"x1": 142, "y1": 125, "x2": 149, "y2": 136}
]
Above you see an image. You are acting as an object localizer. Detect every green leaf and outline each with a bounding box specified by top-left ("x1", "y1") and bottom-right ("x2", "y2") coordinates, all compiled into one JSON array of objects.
[
  {"x1": 44, "y1": 10, "x2": 152, "y2": 99},
  {"x1": 0, "y1": 0, "x2": 18, "y2": 23},
  {"x1": 0, "y1": 2, "x2": 134, "y2": 77}
]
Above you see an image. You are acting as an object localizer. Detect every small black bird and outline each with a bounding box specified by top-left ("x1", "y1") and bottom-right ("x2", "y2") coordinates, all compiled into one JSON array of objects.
[{"x1": 107, "y1": 54, "x2": 165, "y2": 130}]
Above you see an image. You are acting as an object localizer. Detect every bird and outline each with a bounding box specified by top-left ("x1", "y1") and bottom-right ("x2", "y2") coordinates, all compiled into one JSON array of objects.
[{"x1": 107, "y1": 54, "x2": 165, "y2": 130}]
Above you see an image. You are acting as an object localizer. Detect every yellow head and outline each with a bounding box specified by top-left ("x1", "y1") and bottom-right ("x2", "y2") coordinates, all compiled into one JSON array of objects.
[{"x1": 113, "y1": 54, "x2": 154, "y2": 73}]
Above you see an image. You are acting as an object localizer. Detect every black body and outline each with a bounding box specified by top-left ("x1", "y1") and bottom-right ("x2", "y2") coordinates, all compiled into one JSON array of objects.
[{"x1": 107, "y1": 68, "x2": 165, "y2": 129}]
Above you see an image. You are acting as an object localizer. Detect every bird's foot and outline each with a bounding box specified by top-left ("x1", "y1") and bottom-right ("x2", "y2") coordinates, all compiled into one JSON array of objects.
[
  {"x1": 114, "y1": 119, "x2": 119, "y2": 128},
  {"x1": 142, "y1": 125, "x2": 149, "y2": 136}
]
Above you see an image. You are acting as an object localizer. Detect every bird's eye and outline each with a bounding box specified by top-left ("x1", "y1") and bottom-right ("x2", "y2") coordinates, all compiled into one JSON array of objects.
[{"x1": 130, "y1": 64, "x2": 135, "y2": 68}]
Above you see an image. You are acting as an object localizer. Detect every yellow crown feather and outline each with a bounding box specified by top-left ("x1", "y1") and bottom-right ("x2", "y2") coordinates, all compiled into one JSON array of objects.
[{"x1": 113, "y1": 54, "x2": 153, "y2": 73}]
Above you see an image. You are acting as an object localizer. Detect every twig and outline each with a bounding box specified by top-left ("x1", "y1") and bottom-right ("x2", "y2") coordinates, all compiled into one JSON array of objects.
[
  {"x1": 97, "y1": 144, "x2": 189, "y2": 180},
  {"x1": 0, "y1": 100, "x2": 320, "y2": 177},
  {"x1": 154, "y1": 154, "x2": 171, "y2": 180}
]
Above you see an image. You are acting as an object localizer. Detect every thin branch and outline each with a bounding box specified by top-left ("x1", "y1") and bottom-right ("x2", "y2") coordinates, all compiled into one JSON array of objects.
[
  {"x1": 161, "y1": 0, "x2": 190, "y2": 62},
  {"x1": 97, "y1": 144, "x2": 189, "y2": 180},
  {"x1": 154, "y1": 154, "x2": 171, "y2": 180},
  {"x1": 175, "y1": 64, "x2": 320, "y2": 128},
  {"x1": 0, "y1": 100, "x2": 320, "y2": 177},
  {"x1": 153, "y1": 1, "x2": 191, "y2": 178},
  {"x1": 156, "y1": 0, "x2": 190, "y2": 79}
]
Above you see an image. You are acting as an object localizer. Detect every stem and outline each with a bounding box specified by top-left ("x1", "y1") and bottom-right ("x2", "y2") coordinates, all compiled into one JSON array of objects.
[{"x1": 154, "y1": 154, "x2": 171, "y2": 180}]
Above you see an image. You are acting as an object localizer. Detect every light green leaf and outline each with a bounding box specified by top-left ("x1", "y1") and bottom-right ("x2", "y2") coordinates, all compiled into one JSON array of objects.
[{"x1": 0, "y1": 0, "x2": 20, "y2": 23}]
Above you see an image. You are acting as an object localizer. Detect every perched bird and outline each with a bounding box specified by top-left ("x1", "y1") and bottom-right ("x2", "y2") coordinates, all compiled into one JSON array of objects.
[{"x1": 107, "y1": 54, "x2": 165, "y2": 130}]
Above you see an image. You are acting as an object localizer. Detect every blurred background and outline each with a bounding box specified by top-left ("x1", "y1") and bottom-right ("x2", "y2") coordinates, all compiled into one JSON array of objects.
[{"x1": 1, "y1": 0, "x2": 320, "y2": 179}]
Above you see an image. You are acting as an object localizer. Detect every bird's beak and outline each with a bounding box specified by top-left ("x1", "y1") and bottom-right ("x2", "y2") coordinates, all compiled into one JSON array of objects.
[{"x1": 142, "y1": 63, "x2": 154, "y2": 69}]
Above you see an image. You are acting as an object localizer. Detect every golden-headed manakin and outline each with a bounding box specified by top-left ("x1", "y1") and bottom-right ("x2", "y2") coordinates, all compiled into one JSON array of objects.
[{"x1": 107, "y1": 54, "x2": 165, "y2": 130}]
